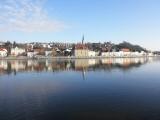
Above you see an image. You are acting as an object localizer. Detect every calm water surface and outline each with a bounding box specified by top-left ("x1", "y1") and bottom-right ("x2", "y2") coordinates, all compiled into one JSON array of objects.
[{"x1": 0, "y1": 57, "x2": 160, "y2": 120}]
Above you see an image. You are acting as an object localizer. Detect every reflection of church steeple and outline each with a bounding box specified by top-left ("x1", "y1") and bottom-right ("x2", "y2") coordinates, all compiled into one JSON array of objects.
[{"x1": 82, "y1": 68, "x2": 86, "y2": 80}]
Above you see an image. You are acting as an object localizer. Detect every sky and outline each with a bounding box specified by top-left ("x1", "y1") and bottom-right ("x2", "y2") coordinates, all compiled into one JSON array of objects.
[{"x1": 0, "y1": 0, "x2": 160, "y2": 50}]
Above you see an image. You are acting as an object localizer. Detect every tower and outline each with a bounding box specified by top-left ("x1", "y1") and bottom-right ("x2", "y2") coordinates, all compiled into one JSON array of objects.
[{"x1": 82, "y1": 35, "x2": 84, "y2": 44}]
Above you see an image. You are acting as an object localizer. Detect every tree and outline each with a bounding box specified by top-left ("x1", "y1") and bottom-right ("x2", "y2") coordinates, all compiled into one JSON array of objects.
[{"x1": 116, "y1": 41, "x2": 146, "y2": 52}]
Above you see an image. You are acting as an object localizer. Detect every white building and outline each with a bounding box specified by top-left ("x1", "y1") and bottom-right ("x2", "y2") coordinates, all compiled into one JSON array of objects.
[
  {"x1": 101, "y1": 52, "x2": 110, "y2": 57},
  {"x1": 120, "y1": 51, "x2": 131, "y2": 57},
  {"x1": 101, "y1": 52, "x2": 121, "y2": 57},
  {"x1": 0, "y1": 48, "x2": 8, "y2": 57},
  {"x1": 27, "y1": 52, "x2": 34, "y2": 58},
  {"x1": 139, "y1": 51, "x2": 147, "y2": 56},
  {"x1": 11, "y1": 47, "x2": 25, "y2": 56},
  {"x1": 88, "y1": 51, "x2": 96, "y2": 57},
  {"x1": 148, "y1": 52, "x2": 154, "y2": 57},
  {"x1": 111, "y1": 52, "x2": 122, "y2": 57},
  {"x1": 101, "y1": 51, "x2": 150, "y2": 57},
  {"x1": 130, "y1": 51, "x2": 140, "y2": 57}
]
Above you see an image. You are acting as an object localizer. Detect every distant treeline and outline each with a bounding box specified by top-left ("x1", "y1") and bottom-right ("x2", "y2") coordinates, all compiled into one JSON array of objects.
[
  {"x1": 115, "y1": 41, "x2": 147, "y2": 52},
  {"x1": 0, "y1": 40, "x2": 150, "y2": 52}
]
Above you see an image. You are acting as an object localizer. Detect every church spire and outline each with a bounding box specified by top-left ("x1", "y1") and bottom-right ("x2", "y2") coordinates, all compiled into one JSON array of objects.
[{"x1": 82, "y1": 34, "x2": 84, "y2": 44}]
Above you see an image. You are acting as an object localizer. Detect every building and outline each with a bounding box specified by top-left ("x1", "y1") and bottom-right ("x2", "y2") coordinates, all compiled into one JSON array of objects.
[
  {"x1": 148, "y1": 52, "x2": 154, "y2": 57},
  {"x1": 74, "y1": 35, "x2": 96, "y2": 57},
  {"x1": 139, "y1": 51, "x2": 147, "y2": 56},
  {"x1": 11, "y1": 47, "x2": 25, "y2": 56},
  {"x1": 27, "y1": 51, "x2": 34, "y2": 58},
  {"x1": 0, "y1": 48, "x2": 8, "y2": 57},
  {"x1": 101, "y1": 52, "x2": 110, "y2": 57},
  {"x1": 130, "y1": 51, "x2": 140, "y2": 57},
  {"x1": 110, "y1": 52, "x2": 122, "y2": 57},
  {"x1": 74, "y1": 44, "x2": 89, "y2": 57},
  {"x1": 101, "y1": 52, "x2": 117, "y2": 57},
  {"x1": 33, "y1": 48, "x2": 45, "y2": 56},
  {"x1": 120, "y1": 48, "x2": 131, "y2": 57},
  {"x1": 88, "y1": 51, "x2": 96, "y2": 57}
]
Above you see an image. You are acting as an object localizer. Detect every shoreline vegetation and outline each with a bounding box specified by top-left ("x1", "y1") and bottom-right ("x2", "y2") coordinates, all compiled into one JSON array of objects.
[{"x1": 0, "y1": 55, "x2": 159, "y2": 60}]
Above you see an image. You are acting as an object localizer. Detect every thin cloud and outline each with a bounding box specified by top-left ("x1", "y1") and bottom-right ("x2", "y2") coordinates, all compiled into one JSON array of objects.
[{"x1": 0, "y1": 0, "x2": 65, "y2": 32}]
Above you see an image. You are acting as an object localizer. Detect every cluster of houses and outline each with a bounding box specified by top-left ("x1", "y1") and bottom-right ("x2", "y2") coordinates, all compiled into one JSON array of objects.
[
  {"x1": 0, "y1": 46, "x2": 27, "y2": 57},
  {"x1": 0, "y1": 42, "x2": 73, "y2": 58},
  {"x1": 0, "y1": 41, "x2": 155, "y2": 58},
  {"x1": 74, "y1": 44, "x2": 154, "y2": 58}
]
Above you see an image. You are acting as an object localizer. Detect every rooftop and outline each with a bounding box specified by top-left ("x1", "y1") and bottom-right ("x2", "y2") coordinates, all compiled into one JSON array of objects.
[{"x1": 75, "y1": 44, "x2": 88, "y2": 50}]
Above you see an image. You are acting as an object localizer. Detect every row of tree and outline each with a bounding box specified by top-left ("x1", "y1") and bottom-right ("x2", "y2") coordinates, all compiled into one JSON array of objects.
[
  {"x1": 87, "y1": 41, "x2": 147, "y2": 52},
  {"x1": 115, "y1": 41, "x2": 147, "y2": 52},
  {"x1": 1, "y1": 41, "x2": 148, "y2": 53}
]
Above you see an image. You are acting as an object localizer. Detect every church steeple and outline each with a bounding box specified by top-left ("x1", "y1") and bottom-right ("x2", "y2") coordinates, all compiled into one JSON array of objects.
[{"x1": 82, "y1": 34, "x2": 84, "y2": 44}]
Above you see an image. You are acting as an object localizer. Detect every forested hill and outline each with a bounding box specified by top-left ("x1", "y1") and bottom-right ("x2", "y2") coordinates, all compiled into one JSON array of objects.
[{"x1": 115, "y1": 41, "x2": 147, "y2": 52}]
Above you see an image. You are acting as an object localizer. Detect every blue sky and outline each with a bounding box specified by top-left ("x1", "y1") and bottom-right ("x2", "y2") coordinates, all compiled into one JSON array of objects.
[{"x1": 0, "y1": 0, "x2": 160, "y2": 50}]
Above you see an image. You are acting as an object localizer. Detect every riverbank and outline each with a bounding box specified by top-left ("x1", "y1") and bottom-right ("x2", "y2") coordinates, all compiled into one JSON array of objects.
[{"x1": 0, "y1": 55, "x2": 159, "y2": 60}]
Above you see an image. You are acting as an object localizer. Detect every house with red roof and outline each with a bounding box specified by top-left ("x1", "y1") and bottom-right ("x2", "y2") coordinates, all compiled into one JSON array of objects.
[{"x1": 74, "y1": 44, "x2": 89, "y2": 57}]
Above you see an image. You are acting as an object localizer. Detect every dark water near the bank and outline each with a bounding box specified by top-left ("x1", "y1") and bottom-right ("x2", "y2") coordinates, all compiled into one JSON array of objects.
[{"x1": 0, "y1": 57, "x2": 160, "y2": 120}]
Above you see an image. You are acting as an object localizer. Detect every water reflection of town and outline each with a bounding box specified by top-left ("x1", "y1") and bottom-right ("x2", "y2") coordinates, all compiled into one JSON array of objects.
[{"x1": 0, "y1": 57, "x2": 157, "y2": 75}]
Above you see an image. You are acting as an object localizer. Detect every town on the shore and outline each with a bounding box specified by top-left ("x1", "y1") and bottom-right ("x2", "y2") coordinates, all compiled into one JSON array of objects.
[{"x1": 0, "y1": 38, "x2": 160, "y2": 59}]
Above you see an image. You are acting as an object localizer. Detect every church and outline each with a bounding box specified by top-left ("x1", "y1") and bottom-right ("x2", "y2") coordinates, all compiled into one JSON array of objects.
[{"x1": 74, "y1": 36, "x2": 96, "y2": 57}]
